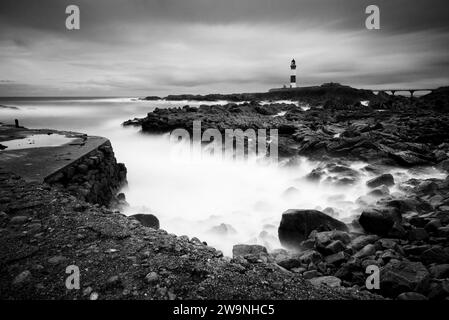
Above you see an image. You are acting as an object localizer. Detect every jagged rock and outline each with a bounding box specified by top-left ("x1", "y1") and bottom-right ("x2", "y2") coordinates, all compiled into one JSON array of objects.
[
  {"x1": 278, "y1": 209, "x2": 348, "y2": 250},
  {"x1": 366, "y1": 174, "x2": 394, "y2": 188},
  {"x1": 380, "y1": 260, "x2": 430, "y2": 297},
  {"x1": 129, "y1": 214, "x2": 160, "y2": 229}
]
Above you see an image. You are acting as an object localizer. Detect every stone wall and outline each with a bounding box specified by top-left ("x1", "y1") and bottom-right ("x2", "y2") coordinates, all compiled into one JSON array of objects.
[{"x1": 44, "y1": 140, "x2": 127, "y2": 207}]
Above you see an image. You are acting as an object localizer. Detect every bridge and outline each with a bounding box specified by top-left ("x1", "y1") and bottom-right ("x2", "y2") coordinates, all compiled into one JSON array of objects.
[{"x1": 371, "y1": 88, "x2": 435, "y2": 97}]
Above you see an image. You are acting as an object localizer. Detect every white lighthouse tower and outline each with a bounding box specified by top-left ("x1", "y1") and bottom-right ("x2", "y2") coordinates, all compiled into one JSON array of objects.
[{"x1": 290, "y1": 59, "x2": 297, "y2": 88}]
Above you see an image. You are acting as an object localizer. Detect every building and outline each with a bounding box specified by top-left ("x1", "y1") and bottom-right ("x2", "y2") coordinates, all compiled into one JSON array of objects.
[{"x1": 290, "y1": 59, "x2": 297, "y2": 88}]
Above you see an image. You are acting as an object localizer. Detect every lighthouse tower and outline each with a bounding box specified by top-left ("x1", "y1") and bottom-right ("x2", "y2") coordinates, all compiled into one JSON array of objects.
[{"x1": 290, "y1": 59, "x2": 297, "y2": 88}]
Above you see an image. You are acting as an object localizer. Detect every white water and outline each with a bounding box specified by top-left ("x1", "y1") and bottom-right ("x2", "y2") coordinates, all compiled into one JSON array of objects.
[{"x1": 0, "y1": 97, "x2": 445, "y2": 255}]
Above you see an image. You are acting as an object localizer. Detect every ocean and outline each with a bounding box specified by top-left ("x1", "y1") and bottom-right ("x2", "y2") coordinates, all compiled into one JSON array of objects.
[{"x1": 0, "y1": 97, "x2": 444, "y2": 255}]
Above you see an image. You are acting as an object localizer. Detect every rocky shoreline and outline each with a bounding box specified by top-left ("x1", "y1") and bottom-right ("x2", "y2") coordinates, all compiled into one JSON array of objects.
[
  {"x1": 0, "y1": 170, "x2": 378, "y2": 300},
  {"x1": 121, "y1": 84, "x2": 449, "y2": 300},
  {"x1": 2, "y1": 84, "x2": 449, "y2": 300}
]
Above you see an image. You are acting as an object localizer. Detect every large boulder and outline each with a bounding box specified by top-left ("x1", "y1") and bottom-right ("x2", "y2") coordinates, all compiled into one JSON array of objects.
[
  {"x1": 278, "y1": 209, "x2": 348, "y2": 250},
  {"x1": 380, "y1": 260, "x2": 430, "y2": 297},
  {"x1": 129, "y1": 213, "x2": 160, "y2": 229}
]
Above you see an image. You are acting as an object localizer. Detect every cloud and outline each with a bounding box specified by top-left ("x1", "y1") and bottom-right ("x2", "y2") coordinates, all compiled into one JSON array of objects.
[{"x1": 0, "y1": 0, "x2": 448, "y2": 96}]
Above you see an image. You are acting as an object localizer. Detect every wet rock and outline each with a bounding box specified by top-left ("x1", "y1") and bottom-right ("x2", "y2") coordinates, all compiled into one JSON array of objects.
[
  {"x1": 380, "y1": 260, "x2": 430, "y2": 297},
  {"x1": 359, "y1": 209, "x2": 397, "y2": 236},
  {"x1": 278, "y1": 209, "x2": 348, "y2": 250},
  {"x1": 309, "y1": 276, "x2": 342, "y2": 288},
  {"x1": 129, "y1": 213, "x2": 160, "y2": 229},
  {"x1": 367, "y1": 185, "x2": 390, "y2": 198},
  {"x1": 366, "y1": 174, "x2": 394, "y2": 188}
]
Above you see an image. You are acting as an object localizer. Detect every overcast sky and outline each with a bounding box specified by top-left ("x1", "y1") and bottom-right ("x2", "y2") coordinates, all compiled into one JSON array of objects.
[{"x1": 0, "y1": 0, "x2": 448, "y2": 96}]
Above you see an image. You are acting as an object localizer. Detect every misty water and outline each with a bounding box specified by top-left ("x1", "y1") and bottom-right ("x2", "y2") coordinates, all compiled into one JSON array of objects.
[{"x1": 0, "y1": 98, "x2": 445, "y2": 255}]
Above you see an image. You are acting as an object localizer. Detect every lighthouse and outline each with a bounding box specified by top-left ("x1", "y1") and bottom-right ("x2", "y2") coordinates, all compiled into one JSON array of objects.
[{"x1": 290, "y1": 59, "x2": 297, "y2": 88}]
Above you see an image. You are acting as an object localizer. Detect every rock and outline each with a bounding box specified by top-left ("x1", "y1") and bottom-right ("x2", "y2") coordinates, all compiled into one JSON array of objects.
[
  {"x1": 351, "y1": 235, "x2": 379, "y2": 251},
  {"x1": 209, "y1": 223, "x2": 237, "y2": 236},
  {"x1": 366, "y1": 174, "x2": 394, "y2": 188},
  {"x1": 299, "y1": 250, "x2": 322, "y2": 265},
  {"x1": 380, "y1": 260, "x2": 430, "y2": 297},
  {"x1": 359, "y1": 209, "x2": 397, "y2": 236},
  {"x1": 232, "y1": 244, "x2": 267, "y2": 259},
  {"x1": 106, "y1": 275, "x2": 121, "y2": 288},
  {"x1": 145, "y1": 272, "x2": 159, "y2": 284},
  {"x1": 325, "y1": 252, "x2": 346, "y2": 265},
  {"x1": 367, "y1": 185, "x2": 390, "y2": 198},
  {"x1": 424, "y1": 219, "x2": 442, "y2": 233},
  {"x1": 354, "y1": 244, "x2": 376, "y2": 259},
  {"x1": 427, "y1": 280, "x2": 449, "y2": 300},
  {"x1": 10, "y1": 215, "x2": 29, "y2": 225},
  {"x1": 429, "y1": 264, "x2": 449, "y2": 279},
  {"x1": 129, "y1": 213, "x2": 159, "y2": 229},
  {"x1": 281, "y1": 187, "x2": 300, "y2": 199},
  {"x1": 12, "y1": 270, "x2": 31, "y2": 286},
  {"x1": 0, "y1": 211, "x2": 9, "y2": 226},
  {"x1": 89, "y1": 292, "x2": 99, "y2": 300},
  {"x1": 309, "y1": 276, "x2": 342, "y2": 288},
  {"x1": 303, "y1": 270, "x2": 320, "y2": 279},
  {"x1": 408, "y1": 228, "x2": 429, "y2": 241},
  {"x1": 48, "y1": 256, "x2": 68, "y2": 265},
  {"x1": 397, "y1": 292, "x2": 428, "y2": 300},
  {"x1": 276, "y1": 256, "x2": 302, "y2": 270},
  {"x1": 421, "y1": 246, "x2": 449, "y2": 264},
  {"x1": 278, "y1": 209, "x2": 348, "y2": 250},
  {"x1": 324, "y1": 240, "x2": 346, "y2": 254}
]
